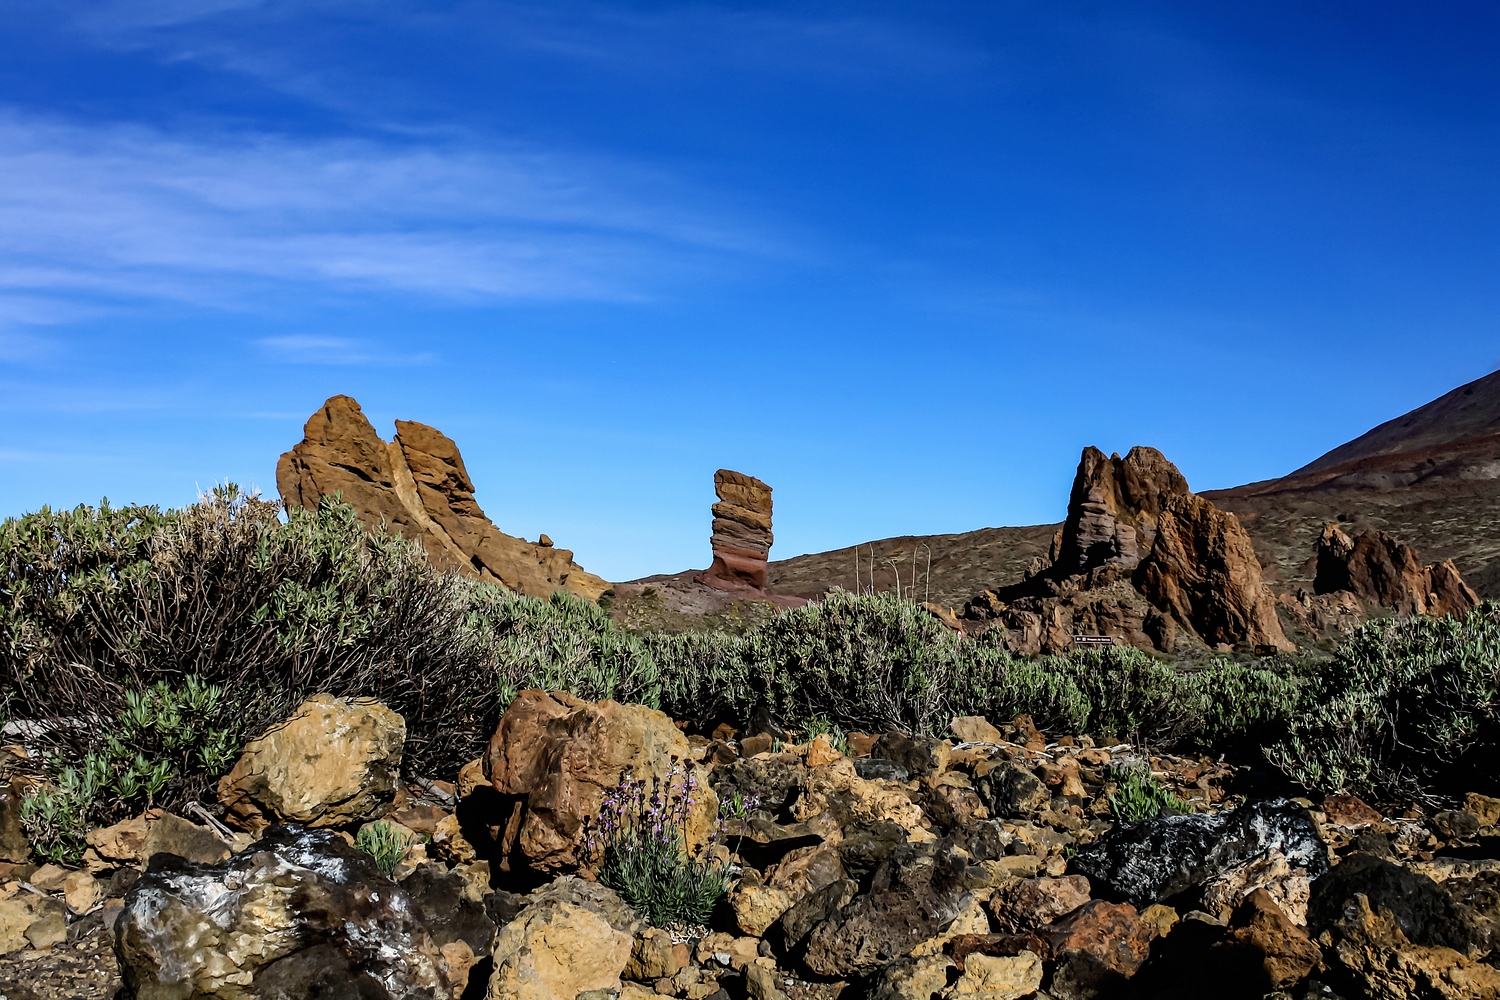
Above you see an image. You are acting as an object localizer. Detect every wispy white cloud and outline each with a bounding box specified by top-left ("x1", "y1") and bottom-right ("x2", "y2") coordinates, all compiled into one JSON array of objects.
[
  {"x1": 0, "y1": 109, "x2": 789, "y2": 321},
  {"x1": 256, "y1": 334, "x2": 434, "y2": 366}
]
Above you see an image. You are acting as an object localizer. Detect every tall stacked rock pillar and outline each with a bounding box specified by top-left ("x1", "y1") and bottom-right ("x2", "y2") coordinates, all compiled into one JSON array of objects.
[{"x1": 699, "y1": 470, "x2": 774, "y2": 594}]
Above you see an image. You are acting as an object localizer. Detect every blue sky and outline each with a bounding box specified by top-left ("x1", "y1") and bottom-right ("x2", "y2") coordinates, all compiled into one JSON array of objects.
[{"x1": 1, "y1": 1, "x2": 1496, "y2": 581}]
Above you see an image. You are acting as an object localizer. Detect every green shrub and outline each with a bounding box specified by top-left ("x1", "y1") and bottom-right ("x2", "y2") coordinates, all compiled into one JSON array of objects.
[
  {"x1": 1107, "y1": 761, "x2": 1191, "y2": 823},
  {"x1": 1, "y1": 488, "x2": 505, "y2": 813},
  {"x1": 5, "y1": 486, "x2": 1479, "y2": 810},
  {"x1": 1267, "y1": 604, "x2": 1500, "y2": 800},
  {"x1": 21, "y1": 762, "x2": 101, "y2": 863}
]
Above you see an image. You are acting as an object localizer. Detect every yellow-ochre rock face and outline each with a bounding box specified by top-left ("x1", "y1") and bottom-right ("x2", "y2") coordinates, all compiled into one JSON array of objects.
[
  {"x1": 217, "y1": 693, "x2": 405, "y2": 831},
  {"x1": 277, "y1": 394, "x2": 610, "y2": 601}
]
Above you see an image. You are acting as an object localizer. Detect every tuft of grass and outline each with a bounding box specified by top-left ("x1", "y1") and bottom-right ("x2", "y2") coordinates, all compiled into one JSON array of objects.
[
  {"x1": 1107, "y1": 761, "x2": 1192, "y2": 823},
  {"x1": 355, "y1": 821, "x2": 416, "y2": 877}
]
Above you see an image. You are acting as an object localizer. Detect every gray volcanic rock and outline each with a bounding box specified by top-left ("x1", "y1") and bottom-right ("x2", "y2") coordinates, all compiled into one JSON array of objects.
[{"x1": 1068, "y1": 799, "x2": 1327, "y2": 909}]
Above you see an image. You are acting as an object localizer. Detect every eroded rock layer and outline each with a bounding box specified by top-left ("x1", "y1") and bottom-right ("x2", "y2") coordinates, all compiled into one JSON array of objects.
[
  {"x1": 277, "y1": 395, "x2": 609, "y2": 601},
  {"x1": 699, "y1": 469, "x2": 775, "y2": 593}
]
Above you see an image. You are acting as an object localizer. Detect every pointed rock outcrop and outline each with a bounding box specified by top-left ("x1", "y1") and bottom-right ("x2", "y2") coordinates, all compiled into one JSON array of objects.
[
  {"x1": 976, "y1": 445, "x2": 1292, "y2": 653},
  {"x1": 1314, "y1": 523, "x2": 1480, "y2": 618},
  {"x1": 1054, "y1": 446, "x2": 1190, "y2": 575},
  {"x1": 277, "y1": 395, "x2": 609, "y2": 601},
  {"x1": 1135, "y1": 493, "x2": 1293, "y2": 651}
]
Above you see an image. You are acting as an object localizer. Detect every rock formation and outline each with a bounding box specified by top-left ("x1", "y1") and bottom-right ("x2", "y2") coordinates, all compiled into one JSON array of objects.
[
  {"x1": 699, "y1": 469, "x2": 774, "y2": 593},
  {"x1": 1135, "y1": 492, "x2": 1292, "y2": 651},
  {"x1": 971, "y1": 445, "x2": 1291, "y2": 653},
  {"x1": 1314, "y1": 523, "x2": 1480, "y2": 618},
  {"x1": 277, "y1": 395, "x2": 609, "y2": 601},
  {"x1": 1053, "y1": 446, "x2": 1190, "y2": 575}
]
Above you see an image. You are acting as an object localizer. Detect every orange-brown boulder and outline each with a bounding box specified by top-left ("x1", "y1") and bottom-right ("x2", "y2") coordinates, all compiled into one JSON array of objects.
[
  {"x1": 277, "y1": 395, "x2": 608, "y2": 601},
  {"x1": 486, "y1": 691, "x2": 717, "y2": 870},
  {"x1": 1314, "y1": 523, "x2": 1479, "y2": 618},
  {"x1": 1135, "y1": 492, "x2": 1293, "y2": 651}
]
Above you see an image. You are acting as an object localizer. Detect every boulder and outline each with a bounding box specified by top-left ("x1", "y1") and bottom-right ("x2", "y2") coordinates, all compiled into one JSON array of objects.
[
  {"x1": 987, "y1": 876, "x2": 1091, "y2": 933},
  {"x1": 626, "y1": 927, "x2": 690, "y2": 981},
  {"x1": 948, "y1": 952, "x2": 1042, "y2": 1000},
  {"x1": 778, "y1": 878, "x2": 859, "y2": 952},
  {"x1": 790, "y1": 757, "x2": 925, "y2": 831},
  {"x1": 1320, "y1": 893, "x2": 1500, "y2": 1000},
  {"x1": 142, "y1": 812, "x2": 232, "y2": 865},
  {"x1": 1224, "y1": 888, "x2": 1321, "y2": 990},
  {"x1": 218, "y1": 694, "x2": 406, "y2": 831},
  {"x1": 1307, "y1": 852, "x2": 1485, "y2": 957},
  {"x1": 711, "y1": 755, "x2": 808, "y2": 817},
  {"x1": 729, "y1": 883, "x2": 790, "y2": 939},
  {"x1": 950, "y1": 717, "x2": 1003, "y2": 744},
  {"x1": 486, "y1": 877, "x2": 640, "y2": 1000},
  {"x1": 973, "y1": 764, "x2": 1049, "y2": 819},
  {"x1": 870, "y1": 955, "x2": 953, "y2": 1000},
  {"x1": 487, "y1": 691, "x2": 716, "y2": 870},
  {"x1": 114, "y1": 825, "x2": 449, "y2": 999},
  {"x1": 1314, "y1": 523, "x2": 1480, "y2": 618},
  {"x1": 1134, "y1": 492, "x2": 1292, "y2": 650},
  {"x1": 1068, "y1": 798, "x2": 1326, "y2": 909},
  {"x1": 698, "y1": 470, "x2": 775, "y2": 594},
  {"x1": 86, "y1": 815, "x2": 150, "y2": 864},
  {"x1": 1040, "y1": 900, "x2": 1153, "y2": 1000},
  {"x1": 0, "y1": 894, "x2": 67, "y2": 953},
  {"x1": 402, "y1": 863, "x2": 498, "y2": 961},
  {"x1": 278, "y1": 395, "x2": 608, "y2": 601},
  {"x1": 871, "y1": 733, "x2": 950, "y2": 778},
  {"x1": 801, "y1": 844, "x2": 970, "y2": 977}
]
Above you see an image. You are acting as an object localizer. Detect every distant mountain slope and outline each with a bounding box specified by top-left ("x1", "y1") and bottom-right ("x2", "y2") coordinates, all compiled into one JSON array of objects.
[
  {"x1": 755, "y1": 369, "x2": 1500, "y2": 605},
  {"x1": 1291, "y1": 369, "x2": 1500, "y2": 478},
  {"x1": 1205, "y1": 369, "x2": 1500, "y2": 597}
]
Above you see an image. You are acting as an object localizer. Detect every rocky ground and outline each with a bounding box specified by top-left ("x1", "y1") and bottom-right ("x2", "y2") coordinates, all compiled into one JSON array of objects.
[{"x1": 2, "y1": 693, "x2": 1499, "y2": 999}]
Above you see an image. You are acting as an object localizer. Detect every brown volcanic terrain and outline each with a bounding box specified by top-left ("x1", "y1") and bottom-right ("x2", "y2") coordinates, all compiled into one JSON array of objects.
[
  {"x1": 765, "y1": 524, "x2": 1058, "y2": 609},
  {"x1": 761, "y1": 369, "x2": 1500, "y2": 605}
]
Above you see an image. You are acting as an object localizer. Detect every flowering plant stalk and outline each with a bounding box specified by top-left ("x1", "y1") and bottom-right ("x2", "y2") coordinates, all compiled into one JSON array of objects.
[{"x1": 582, "y1": 761, "x2": 727, "y2": 927}]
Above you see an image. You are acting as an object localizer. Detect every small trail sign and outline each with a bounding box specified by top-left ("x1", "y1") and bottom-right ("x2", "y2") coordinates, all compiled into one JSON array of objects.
[{"x1": 1071, "y1": 635, "x2": 1116, "y2": 646}]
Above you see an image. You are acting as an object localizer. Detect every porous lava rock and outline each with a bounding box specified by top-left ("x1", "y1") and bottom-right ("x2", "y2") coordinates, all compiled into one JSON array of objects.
[
  {"x1": 1314, "y1": 522, "x2": 1480, "y2": 618},
  {"x1": 801, "y1": 843, "x2": 971, "y2": 977},
  {"x1": 487, "y1": 690, "x2": 717, "y2": 870},
  {"x1": 278, "y1": 395, "x2": 608, "y2": 601},
  {"x1": 114, "y1": 825, "x2": 450, "y2": 1000},
  {"x1": 699, "y1": 469, "x2": 775, "y2": 594},
  {"x1": 1068, "y1": 798, "x2": 1326, "y2": 909}
]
